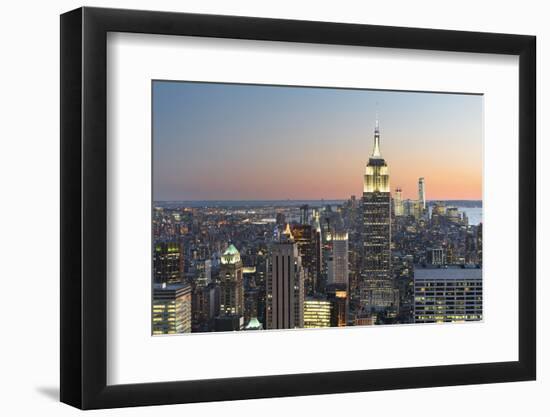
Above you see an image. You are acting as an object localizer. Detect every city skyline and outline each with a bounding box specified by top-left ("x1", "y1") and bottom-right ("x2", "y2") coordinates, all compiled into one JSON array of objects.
[
  {"x1": 153, "y1": 81, "x2": 483, "y2": 201},
  {"x1": 152, "y1": 89, "x2": 483, "y2": 333}
]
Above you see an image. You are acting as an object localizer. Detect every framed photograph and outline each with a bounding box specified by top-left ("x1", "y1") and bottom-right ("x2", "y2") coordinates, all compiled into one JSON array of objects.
[{"x1": 60, "y1": 6, "x2": 536, "y2": 410}]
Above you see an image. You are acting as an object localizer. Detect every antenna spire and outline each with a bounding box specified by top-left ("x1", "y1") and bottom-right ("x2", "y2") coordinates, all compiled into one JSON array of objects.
[{"x1": 372, "y1": 112, "x2": 381, "y2": 158}]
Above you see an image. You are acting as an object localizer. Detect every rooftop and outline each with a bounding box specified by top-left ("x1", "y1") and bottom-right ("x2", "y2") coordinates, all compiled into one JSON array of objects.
[
  {"x1": 414, "y1": 265, "x2": 482, "y2": 280},
  {"x1": 220, "y1": 244, "x2": 241, "y2": 264},
  {"x1": 153, "y1": 282, "x2": 191, "y2": 292},
  {"x1": 244, "y1": 317, "x2": 263, "y2": 330}
]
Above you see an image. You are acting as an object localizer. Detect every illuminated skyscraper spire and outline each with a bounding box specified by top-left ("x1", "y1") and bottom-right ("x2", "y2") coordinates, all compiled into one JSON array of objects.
[
  {"x1": 364, "y1": 114, "x2": 389, "y2": 194},
  {"x1": 372, "y1": 114, "x2": 382, "y2": 158},
  {"x1": 361, "y1": 112, "x2": 397, "y2": 314}
]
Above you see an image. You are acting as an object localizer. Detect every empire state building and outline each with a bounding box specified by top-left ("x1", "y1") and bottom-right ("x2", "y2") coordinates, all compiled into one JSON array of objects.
[{"x1": 360, "y1": 119, "x2": 399, "y2": 314}]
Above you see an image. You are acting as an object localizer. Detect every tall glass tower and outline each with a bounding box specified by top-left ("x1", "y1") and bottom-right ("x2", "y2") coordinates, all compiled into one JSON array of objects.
[
  {"x1": 360, "y1": 118, "x2": 399, "y2": 315},
  {"x1": 418, "y1": 177, "x2": 426, "y2": 210}
]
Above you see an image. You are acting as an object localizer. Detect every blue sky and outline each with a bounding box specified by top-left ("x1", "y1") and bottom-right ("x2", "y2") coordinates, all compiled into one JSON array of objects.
[{"x1": 153, "y1": 81, "x2": 483, "y2": 201}]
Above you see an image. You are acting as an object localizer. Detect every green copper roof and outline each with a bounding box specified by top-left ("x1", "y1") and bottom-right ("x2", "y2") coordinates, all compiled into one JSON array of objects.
[
  {"x1": 224, "y1": 244, "x2": 239, "y2": 255},
  {"x1": 221, "y1": 244, "x2": 241, "y2": 264},
  {"x1": 245, "y1": 317, "x2": 262, "y2": 330}
]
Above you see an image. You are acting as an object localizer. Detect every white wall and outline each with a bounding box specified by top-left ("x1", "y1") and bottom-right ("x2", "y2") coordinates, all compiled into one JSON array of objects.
[{"x1": 0, "y1": 0, "x2": 545, "y2": 415}]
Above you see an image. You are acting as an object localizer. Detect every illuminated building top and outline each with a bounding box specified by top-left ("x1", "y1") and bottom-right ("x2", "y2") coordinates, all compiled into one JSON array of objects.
[
  {"x1": 364, "y1": 117, "x2": 390, "y2": 193},
  {"x1": 281, "y1": 223, "x2": 295, "y2": 242},
  {"x1": 220, "y1": 244, "x2": 242, "y2": 265}
]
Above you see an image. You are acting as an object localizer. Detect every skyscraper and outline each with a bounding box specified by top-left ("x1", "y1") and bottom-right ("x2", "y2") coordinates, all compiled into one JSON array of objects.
[
  {"x1": 477, "y1": 223, "x2": 483, "y2": 266},
  {"x1": 153, "y1": 241, "x2": 183, "y2": 284},
  {"x1": 300, "y1": 204, "x2": 310, "y2": 225},
  {"x1": 328, "y1": 230, "x2": 349, "y2": 287},
  {"x1": 360, "y1": 118, "x2": 399, "y2": 313},
  {"x1": 194, "y1": 259, "x2": 212, "y2": 287},
  {"x1": 191, "y1": 284, "x2": 217, "y2": 332},
  {"x1": 303, "y1": 298, "x2": 331, "y2": 328},
  {"x1": 266, "y1": 225, "x2": 305, "y2": 329},
  {"x1": 219, "y1": 244, "x2": 244, "y2": 317},
  {"x1": 326, "y1": 283, "x2": 348, "y2": 327},
  {"x1": 413, "y1": 200, "x2": 423, "y2": 220},
  {"x1": 418, "y1": 177, "x2": 426, "y2": 211},
  {"x1": 394, "y1": 187, "x2": 404, "y2": 216},
  {"x1": 152, "y1": 282, "x2": 192, "y2": 334},
  {"x1": 312, "y1": 209, "x2": 323, "y2": 293},
  {"x1": 291, "y1": 224, "x2": 318, "y2": 297}
]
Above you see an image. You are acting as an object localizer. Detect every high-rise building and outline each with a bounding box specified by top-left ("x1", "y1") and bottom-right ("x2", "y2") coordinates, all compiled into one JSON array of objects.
[
  {"x1": 152, "y1": 282, "x2": 192, "y2": 334},
  {"x1": 361, "y1": 118, "x2": 399, "y2": 313},
  {"x1": 291, "y1": 224, "x2": 318, "y2": 297},
  {"x1": 445, "y1": 243, "x2": 457, "y2": 265},
  {"x1": 427, "y1": 247, "x2": 446, "y2": 265},
  {"x1": 413, "y1": 265, "x2": 482, "y2": 323},
  {"x1": 194, "y1": 259, "x2": 212, "y2": 287},
  {"x1": 432, "y1": 201, "x2": 446, "y2": 217},
  {"x1": 191, "y1": 284, "x2": 217, "y2": 332},
  {"x1": 355, "y1": 314, "x2": 377, "y2": 326},
  {"x1": 219, "y1": 244, "x2": 244, "y2": 317},
  {"x1": 431, "y1": 201, "x2": 446, "y2": 225},
  {"x1": 446, "y1": 207, "x2": 461, "y2": 223},
  {"x1": 303, "y1": 298, "x2": 331, "y2": 328},
  {"x1": 403, "y1": 199, "x2": 415, "y2": 217},
  {"x1": 465, "y1": 231, "x2": 478, "y2": 265},
  {"x1": 412, "y1": 200, "x2": 423, "y2": 220},
  {"x1": 312, "y1": 210, "x2": 323, "y2": 293},
  {"x1": 153, "y1": 241, "x2": 183, "y2": 284},
  {"x1": 477, "y1": 223, "x2": 483, "y2": 266},
  {"x1": 244, "y1": 279, "x2": 260, "y2": 325},
  {"x1": 214, "y1": 315, "x2": 243, "y2": 331},
  {"x1": 328, "y1": 231, "x2": 349, "y2": 287},
  {"x1": 394, "y1": 187, "x2": 404, "y2": 216},
  {"x1": 266, "y1": 225, "x2": 305, "y2": 329},
  {"x1": 326, "y1": 283, "x2": 348, "y2": 327},
  {"x1": 300, "y1": 204, "x2": 310, "y2": 225},
  {"x1": 418, "y1": 177, "x2": 426, "y2": 211}
]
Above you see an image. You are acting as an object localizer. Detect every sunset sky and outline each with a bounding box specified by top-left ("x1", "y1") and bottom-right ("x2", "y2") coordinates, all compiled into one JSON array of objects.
[{"x1": 153, "y1": 81, "x2": 482, "y2": 201}]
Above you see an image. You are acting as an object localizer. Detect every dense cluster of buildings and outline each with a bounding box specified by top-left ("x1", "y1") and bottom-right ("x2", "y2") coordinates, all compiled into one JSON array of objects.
[{"x1": 152, "y1": 119, "x2": 483, "y2": 334}]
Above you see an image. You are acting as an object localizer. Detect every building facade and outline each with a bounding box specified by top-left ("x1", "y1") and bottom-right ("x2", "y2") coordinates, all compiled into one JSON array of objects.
[
  {"x1": 312, "y1": 210, "x2": 323, "y2": 294},
  {"x1": 291, "y1": 224, "x2": 318, "y2": 297},
  {"x1": 266, "y1": 226, "x2": 305, "y2": 329},
  {"x1": 418, "y1": 177, "x2": 426, "y2": 211},
  {"x1": 413, "y1": 265, "x2": 482, "y2": 323},
  {"x1": 303, "y1": 298, "x2": 331, "y2": 328},
  {"x1": 328, "y1": 231, "x2": 349, "y2": 287},
  {"x1": 394, "y1": 187, "x2": 404, "y2": 216},
  {"x1": 152, "y1": 282, "x2": 192, "y2": 334},
  {"x1": 326, "y1": 283, "x2": 348, "y2": 327},
  {"x1": 360, "y1": 119, "x2": 399, "y2": 313},
  {"x1": 193, "y1": 259, "x2": 212, "y2": 287},
  {"x1": 427, "y1": 247, "x2": 447, "y2": 265},
  {"x1": 153, "y1": 241, "x2": 183, "y2": 284},
  {"x1": 219, "y1": 244, "x2": 244, "y2": 317}
]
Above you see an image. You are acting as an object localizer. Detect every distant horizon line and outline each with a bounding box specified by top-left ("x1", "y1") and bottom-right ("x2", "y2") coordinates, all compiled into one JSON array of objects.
[{"x1": 153, "y1": 198, "x2": 483, "y2": 202}]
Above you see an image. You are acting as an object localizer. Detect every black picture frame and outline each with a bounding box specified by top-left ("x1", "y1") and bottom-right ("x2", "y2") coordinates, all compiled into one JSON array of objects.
[{"x1": 60, "y1": 6, "x2": 536, "y2": 410}]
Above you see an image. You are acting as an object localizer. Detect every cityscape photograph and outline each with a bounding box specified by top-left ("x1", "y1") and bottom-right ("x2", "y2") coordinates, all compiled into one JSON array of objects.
[{"x1": 152, "y1": 81, "x2": 483, "y2": 335}]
